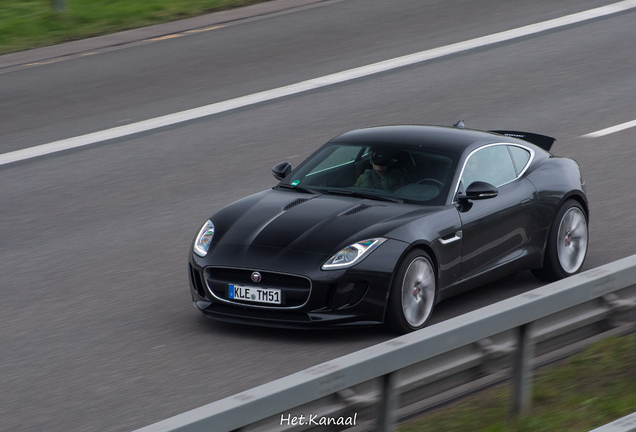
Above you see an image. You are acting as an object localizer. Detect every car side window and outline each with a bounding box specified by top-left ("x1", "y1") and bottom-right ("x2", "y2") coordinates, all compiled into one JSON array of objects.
[
  {"x1": 507, "y1": 145, "x2": 531, "y2": 175},
  {"x1": 461, "y1": 145, "x2": 517, "y2": 188}
]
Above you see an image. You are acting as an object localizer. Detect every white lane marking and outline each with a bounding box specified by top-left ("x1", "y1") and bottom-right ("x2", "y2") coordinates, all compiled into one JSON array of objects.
[
  {"x1": 2, "y1": 0, "x2": 636, "y2": 167},
  {"x1": 583, "y1": 119, "x2": 636, "y2": 138}
]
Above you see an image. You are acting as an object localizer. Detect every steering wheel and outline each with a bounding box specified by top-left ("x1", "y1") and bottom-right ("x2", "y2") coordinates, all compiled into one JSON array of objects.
[{"x1": 416, "y1": 178, "x2": 444, "y2": 187}]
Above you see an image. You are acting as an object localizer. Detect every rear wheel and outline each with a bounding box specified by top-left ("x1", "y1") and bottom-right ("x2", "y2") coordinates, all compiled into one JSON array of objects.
[
  {"x1": 532, "y1": 200, "x2": 588, "y2": 281},
  {"x1": 386, "y1": 250, "x2": 437, "y2": 333}
]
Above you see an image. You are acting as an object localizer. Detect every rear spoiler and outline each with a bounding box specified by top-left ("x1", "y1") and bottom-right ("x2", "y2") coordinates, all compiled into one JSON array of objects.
[{"x1": 489, "y1": 130, "x2": 556, "y2": 152}]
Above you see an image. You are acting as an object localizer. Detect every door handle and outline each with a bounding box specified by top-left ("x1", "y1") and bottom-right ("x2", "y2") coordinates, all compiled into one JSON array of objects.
[{"x1": 440, "y1": 230, "x2": 463, "y2": 244}]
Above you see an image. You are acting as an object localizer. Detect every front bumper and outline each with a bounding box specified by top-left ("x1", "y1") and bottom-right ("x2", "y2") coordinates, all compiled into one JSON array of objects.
[{"x1": 188, "y1": 240, "x2": 409, "y2": 328}]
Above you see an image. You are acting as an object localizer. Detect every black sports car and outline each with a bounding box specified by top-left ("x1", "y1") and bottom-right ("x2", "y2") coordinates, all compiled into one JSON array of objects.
[{"x1": 188, "y1": 124, "x2": 588, "y2": 333}]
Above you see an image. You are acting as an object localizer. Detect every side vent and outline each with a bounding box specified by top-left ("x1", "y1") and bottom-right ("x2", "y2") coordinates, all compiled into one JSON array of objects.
[
  {"x1": 339, "y1": 204, "x2": 372, "y2": 217},
  {"x1": 189, "y1": 264, "x2": 207, "y2": 299},
  {"x1": 282, "y1": 198, "x2": 310, "y2": 211},
  {"x1": 347, "y1": 281, "x2": 369, "y2": 307}
]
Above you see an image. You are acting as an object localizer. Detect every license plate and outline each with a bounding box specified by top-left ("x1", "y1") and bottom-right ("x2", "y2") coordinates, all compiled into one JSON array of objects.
[{"x1": 228, "y1": 284, "x2": 281, "y2": 305}]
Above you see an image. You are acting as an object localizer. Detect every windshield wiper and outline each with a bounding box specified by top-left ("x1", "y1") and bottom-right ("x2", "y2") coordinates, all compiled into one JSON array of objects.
[
  {"x1": 325, "y1": 189, "x2": 403, "y2": 203},
  {"x1": 277, "y1": 183, "x2": 322, "y2": 195}
]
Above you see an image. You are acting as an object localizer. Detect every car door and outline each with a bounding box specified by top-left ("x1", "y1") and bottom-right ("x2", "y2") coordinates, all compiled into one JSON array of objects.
[{"x1": 456, "y1": 144, "x2": 537, "y2": 280}]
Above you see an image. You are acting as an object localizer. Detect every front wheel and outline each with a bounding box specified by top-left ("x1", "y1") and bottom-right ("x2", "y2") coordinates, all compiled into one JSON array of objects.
[
  {"x1": 386, "y1": 250, "x2": 437, "y2": 333},
  {"x1": 532, "y1": 200, "x2": 588, "y2": 281}
]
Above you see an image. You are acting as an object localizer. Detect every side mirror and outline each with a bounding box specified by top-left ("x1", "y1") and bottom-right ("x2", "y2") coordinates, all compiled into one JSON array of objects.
[
  {"x1": 272, "y1": 162, "x2": 292, "y2": 181},
  {"x1": 457, "y1": 181, "x2": 498, "y2": 201}
]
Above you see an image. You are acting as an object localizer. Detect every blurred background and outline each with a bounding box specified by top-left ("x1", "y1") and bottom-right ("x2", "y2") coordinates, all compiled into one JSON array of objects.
[
  {"x1": 0, "y1": 0, "x2": 270, "y2": 54},
  {"x1": 1, "y1": 0, "x2": 635, "y2": 431}
]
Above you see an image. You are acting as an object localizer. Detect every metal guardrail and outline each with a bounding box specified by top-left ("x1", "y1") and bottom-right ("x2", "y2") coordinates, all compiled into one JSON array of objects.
[
  {"x1": 135, "y1": 254, "x2": 636, "y2": 432},
  {"x1": 589, "y1": 412, "x2": 636, "y2": 432}
]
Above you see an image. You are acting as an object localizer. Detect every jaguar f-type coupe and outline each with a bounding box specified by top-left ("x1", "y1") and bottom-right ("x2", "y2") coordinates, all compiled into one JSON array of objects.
[{"x1": 188, "y1": 124, "x2": 588, "y2": 333}]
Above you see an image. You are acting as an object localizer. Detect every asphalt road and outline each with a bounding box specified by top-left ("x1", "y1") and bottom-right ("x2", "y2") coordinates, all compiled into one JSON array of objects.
[{"x1": 1, "y1": 0, "x2": 635, "y2": 430}]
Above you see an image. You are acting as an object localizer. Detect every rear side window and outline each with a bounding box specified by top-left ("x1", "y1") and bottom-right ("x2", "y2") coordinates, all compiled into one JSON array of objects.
[
  {"x1": 461, "y1": 145, "x2": 517, "y2": 188},
  {"x1": 508, "y1": 146, "x2": 531, "y2": 175}
]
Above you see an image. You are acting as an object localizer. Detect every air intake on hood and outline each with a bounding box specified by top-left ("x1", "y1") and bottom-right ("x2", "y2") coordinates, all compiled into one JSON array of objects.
[
  {"x1": 339, "y1": 204, "x2": 372, "y2": 217},
  {"x1": 282, "y1": 198, "x2": 310, "y2": 211}
]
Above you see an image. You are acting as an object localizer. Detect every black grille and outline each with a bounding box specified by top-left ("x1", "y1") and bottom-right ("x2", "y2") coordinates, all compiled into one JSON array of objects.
[
  {"x1": 204, "y1": 267, "x2": 311, "y2": 308},
  {"x1": 206, "y1": 268, "x2": 310, "y2": 289}
]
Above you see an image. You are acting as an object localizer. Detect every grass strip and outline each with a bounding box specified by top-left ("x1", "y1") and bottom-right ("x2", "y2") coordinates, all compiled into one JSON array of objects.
[
  {"x1": 0, "y1": 0, "x2": 272, "y2": 55},
  {"x1": 401, "y1": 335, "x2": 636, "y2": 432}
]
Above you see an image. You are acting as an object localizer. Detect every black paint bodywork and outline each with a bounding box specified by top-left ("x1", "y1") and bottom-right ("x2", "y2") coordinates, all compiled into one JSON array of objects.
[{"x1": 188, "y1": 126, "x2": 587, "y2": 328}]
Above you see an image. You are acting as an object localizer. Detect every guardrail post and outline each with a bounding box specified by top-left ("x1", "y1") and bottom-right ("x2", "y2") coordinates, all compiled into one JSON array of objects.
[
  {"x1": 377, "y1": 372, "x2": 398, "y2": 432},
  {"x1": 510, "y1": 323, "x2": 534, "y2": 420},
  {"x1": 632, "y1": 313, "x2": 636, "y2": 380},
  {"x1": 51, "y1": 0, "x2": 65, "y2": 12}
]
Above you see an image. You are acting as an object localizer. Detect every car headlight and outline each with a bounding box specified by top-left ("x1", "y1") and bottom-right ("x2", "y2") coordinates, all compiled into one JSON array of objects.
[
  {"x1": 322, "y1": 238, "x2": 387, "y2": 270},
  {"x1": 193, "y1": 220, "x2": 215, "y2": 257}
]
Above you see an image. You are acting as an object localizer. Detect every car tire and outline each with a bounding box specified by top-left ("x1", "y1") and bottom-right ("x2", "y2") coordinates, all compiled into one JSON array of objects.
[
  {"x1": 386, "y1": 250, "x2": 437, "y2": 333},
  {"x1": 532, "y1": 200, "x2": 588, "y2": 282}
]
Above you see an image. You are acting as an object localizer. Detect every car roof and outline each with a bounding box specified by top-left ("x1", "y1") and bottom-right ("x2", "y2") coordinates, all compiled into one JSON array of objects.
[{"x1": 328, "y1": 125, "x2": 515, "y2": 155}]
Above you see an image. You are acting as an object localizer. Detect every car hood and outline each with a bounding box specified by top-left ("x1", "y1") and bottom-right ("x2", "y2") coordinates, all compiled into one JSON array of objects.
[{"x1": 210, "y1": 189, "x2": 443, "y2": 255}]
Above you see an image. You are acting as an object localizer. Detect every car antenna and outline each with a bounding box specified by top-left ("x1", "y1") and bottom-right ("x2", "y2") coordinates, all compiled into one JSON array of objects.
[{"x1": 453, "y1": 120, "x2": 465, "y2": 129}]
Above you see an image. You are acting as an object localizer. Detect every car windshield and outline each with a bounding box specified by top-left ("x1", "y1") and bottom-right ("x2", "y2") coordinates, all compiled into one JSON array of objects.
[{"x1": 283, "y1": 144, "x2": 458, "y2": 205}]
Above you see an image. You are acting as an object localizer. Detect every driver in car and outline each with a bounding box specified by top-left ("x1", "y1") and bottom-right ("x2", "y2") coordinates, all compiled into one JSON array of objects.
[{"x1": 355, "y1": 148, "x2": 408, "y2": 191}]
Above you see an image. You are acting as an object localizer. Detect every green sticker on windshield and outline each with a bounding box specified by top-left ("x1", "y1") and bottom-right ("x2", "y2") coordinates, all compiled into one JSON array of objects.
[{"x1": 291, "y1": 180, "x2": 300, "y2": 186}]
